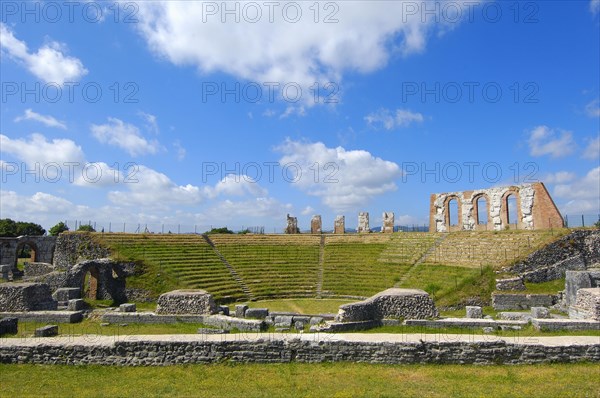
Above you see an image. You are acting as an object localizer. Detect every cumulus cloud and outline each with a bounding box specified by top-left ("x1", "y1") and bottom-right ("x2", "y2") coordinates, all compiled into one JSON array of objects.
[
  {"x1": 365, "y1": 108, "x2": 424, "y2": 130},
  {"x1": 591, "y1": 0, "x2": 600, "y2": 15},
  {"x1": 133, "y1": 1, "x2": 468, "y2": 105},
  {"x1": 583, "y1": 136, "x2": 600, "y2": 160},
  {"x1": 14, "y1": 109, "x2": 67, "y2": 129},
  {"x1": 554, "y1": 167, "x2": 600, "y2": 215},
  {"x1": 276, "y1": 139, "x2": 401, "y2": 212},
  {"x1": 204, "y1": 174, "x2": 268, "y2": 199},
  {"x1": 301, "y1": 206, "x2": 315, "y2": 216},
  {"x1": 0, "y1": 23, "x2": 88, "y2": 84},
  {"x1": 0, "y1": 133, "x2": 85, "y2": 166},
  {"x1": 91, "y1": 118, "x2": 162, "y2": 156},
  {"x1": 527, "y1": 125, "x2": 576, "y2": 158},
  {"x1": 542, "y1": 171, "x2": 576, "y2": 184},
  {"x1": 173, "y1": 140, "x2": 186, "y2": 161}
]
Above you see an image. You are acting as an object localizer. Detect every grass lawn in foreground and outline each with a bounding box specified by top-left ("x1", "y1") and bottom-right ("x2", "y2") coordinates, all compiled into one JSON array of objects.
[
  {"x1": 244, "y1": 298, "x2": 354, "y2": 314},
  {"x1": 0, "y1": 363, "x2": 598, "y2": 397}
]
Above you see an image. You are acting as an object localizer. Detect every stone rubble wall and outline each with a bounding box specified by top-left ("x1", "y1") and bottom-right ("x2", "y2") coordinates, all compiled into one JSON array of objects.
[
  {"x1": 336, "y1": 288, "x2": 438, "y2": 322},
  {"x1": 156, "y1": 290, "x2": 218, "y2": 315},
  {"x1": 0, "y1": 283, "x2": 57, "y2": 312},
  {"x1": 23, "y1": 262, "x2": 56, "y2": 278},
  {"x1": 53, "y1": 233, "x2": 111, "y2": 269},
  {"x1": 571, "y1": 288, "x2": 600, "y2": 321},
  {"x1": 491, "y1": 293, "x2": 557, "y2": 310},
  {"x1": 1, "y1": 336, "x2": 598, "y2": 366}
]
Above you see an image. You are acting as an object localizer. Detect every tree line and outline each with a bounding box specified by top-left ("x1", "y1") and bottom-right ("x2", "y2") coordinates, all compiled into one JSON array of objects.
[{"x1": 0, "y1": 219, "x2": 96, "y2": 237}]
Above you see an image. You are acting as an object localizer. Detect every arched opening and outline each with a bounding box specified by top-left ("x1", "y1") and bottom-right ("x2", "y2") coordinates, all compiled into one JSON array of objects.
[
  {"x1": 448, "y1": 198, "x2": 459, "y2": 227},
  {"x1": 476, "y1": 196, "x2": 488, "y2": 225},
  {"x1": 506, "y1": 194, "x2": 518, "y2": 225},
  {"x1": 83, "y1": 267, "x2": 99, "y2": 300},
  {"x1": 15, "y1": 242, "x2": 37, "y2": 271}
]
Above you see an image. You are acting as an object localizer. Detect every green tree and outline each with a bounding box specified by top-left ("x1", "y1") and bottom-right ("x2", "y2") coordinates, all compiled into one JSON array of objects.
[
  {"x1": 207, "y1": 227, "x2": 234, "y2": 234},
  {"x1": 49, "y1": 222, "x2": 69, "y2": 236},
  {"x1": 77, "y1": 224, "x2": 96, "y2": 232},
  {"x1": 15, "y1": 221, "x2": 45, "y2": 236},
  {"x1": 0, "y1": 218, "x2": 18, "y2": 237}
]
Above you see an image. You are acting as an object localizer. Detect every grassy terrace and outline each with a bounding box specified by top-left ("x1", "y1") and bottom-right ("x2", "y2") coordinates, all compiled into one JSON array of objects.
[{"x1": 94, "y1": 230, "x2": 564, "y2": 305}]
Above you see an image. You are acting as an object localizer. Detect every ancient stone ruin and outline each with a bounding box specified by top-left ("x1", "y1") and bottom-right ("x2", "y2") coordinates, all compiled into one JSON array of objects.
[
  {"x1": 0, "y1": 283, "x2": 57, "y2": 312},
  {"x1": 357, "y1": 212, "x2": 370, "y2": 233},
  {"x1": 334, "y1": 215, "x2": 345, "y2": 234},
  {"x1": 0, "y1": 236, "x2": 56, "y2": 276},
  {"x1": 429, "y1": 182, "x2": 564, "y2": 232},
  {"x1": 310, "y1": 215, "x2": 322, "y2": 234},
  {"x1": 382, "y1": 212, "x2": 394, "y2": 233},
  {"x1": 156, "y1": 289, "x2": 218, "y2": 315},
  {"x1": 285, "y1": 214, "x2": 299, "y2": 234}
]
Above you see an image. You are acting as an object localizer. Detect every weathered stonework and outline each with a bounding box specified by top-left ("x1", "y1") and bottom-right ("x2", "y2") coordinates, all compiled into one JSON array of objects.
[
  {"x1": 492, "y1": 293, "x2": 556, "y2": 310},
  {"x1": 156, "y1": 289, "x2": 218, "y2": 315},
  {"x1": 52, "y1": 232, "x2": 110, "y2": 269},
  {"x1": 495, "y1": 277, "x2": 526, "y2": 291},
  {"x1": 285, "y1": 214, "x2": 299, "y2": 234},
  {"x1": 334, "y1": 215, "x2": 345, "y2": 234},
  {"x1": 336, "y1": 288, "x2": 438, "y2": 322},
  {"x1": 310, "y1": 215, "x2": 322, "y2": 234},
  {"x1": 0, "y1": 236, "x2": 56, "y2": 273},
  {"x1": 429, "y1": 182, "x2": 563, "y2": 232},
  {"x1": 382, "y1": 212, "x2": 394, "y2": 233},
  {"x1": 569, "y1": 288, "x2": 600, "y2": 321},
  {"x1": 0, "y1": 283, "x2": 57, "y2": 312},
  {"x1": 357, "y1": 212, "x2": 370, "y2": 233},
  {"x1": 564, "y1": 270, "x2": 600, "y2": 308}
]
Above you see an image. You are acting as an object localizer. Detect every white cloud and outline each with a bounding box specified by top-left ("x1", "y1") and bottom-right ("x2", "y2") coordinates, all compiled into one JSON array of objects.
[
  {"x1": 301, "y1": 206, "x2": 315, "y2": 216},
  {"x1": 204, "y1": 174, "x2": 268, "y2": 199},
  {"x1": 585, "y1": 99, "x2": 600, "y2": 117},
  {"x1": 0, "y1": 23, "x2": 87, "y2": 84},
  {"x1": 107, "y1": 165, "x2": 202, "y2": 207},
  {"x1": 365, "y1": 108, "x2": 424, "y2": 130},
  {"x1": 134, "y1": 1, "x2": 467, "y2": 105},
  {"x1": 280, "y1": 106, "x2": 306, "y2": 119},
  {"x1": 91, "y1": 118, "x2": 162, "y2": 156},
  {"x1": 527, "y1": 125, "x2": 576, "y2": 158},
  {"x1": 591, "y1": 0, "x2": 600, "y2": 15},
  {"x1": 14, "y1": 109, "x2": 67, "y2": 129},
  {"x1": 542, "y1": 171, "x2": 576, "y2": 184},
  {"x1": 197, "y1": 197, "x2": 292, "y2": 223},
  {"x1": 173, "y1": 140, "x2": 186, "y2": 161},
  {"x1": 554, "y1": 167, "x2": 600, "y2": 214},
  {"x1": 138, "y1": 112, "x2": 160, "y2": 135},
  {"x1": 276, "y1": 139, "x2": 401, "y2": 212},
  {"x1": 0, "y1": 133, "x2": 85, "y2": 166},
  {"x1": 583, "y1": 136, "x2": 600, "y2": 160}
]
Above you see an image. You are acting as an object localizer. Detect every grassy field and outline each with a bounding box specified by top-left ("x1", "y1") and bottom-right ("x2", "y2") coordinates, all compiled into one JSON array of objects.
[
  {"x1": 1, "y1": 363, "x2": 598, "y2": 397},
  {"x1": 245, "y1": 298, "x2": 353, "y2": 314}
]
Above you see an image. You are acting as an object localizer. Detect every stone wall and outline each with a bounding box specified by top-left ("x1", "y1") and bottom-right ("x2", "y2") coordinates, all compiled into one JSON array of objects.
[
  {"x1": 508, "y1": 230, "x2": 600, "y2": 283},
  {"x1": 570, "y1": 288, "x2": 600, "y2": 321},
  {"x1": 53, "y1": 233, "x2": 111, "y2": 268},
  {"x1": 0, "y1": 283, "x2": 57, "y2": 312},
  {"x1": 1, "y1": 334, "x2": 598, "y2": 366},
  {"x1": 357, "y1": 212, "x2": 370, "y2": 233},
  {"x1": 0, "y1": 236, "x2": 56, "y2": 271},
  {"x1": 310, "y1": 215, "x2": 322, "y2": 234},
  {"x1": 429, "y1": 182, "x2": 563, "y2": 232},
  {"x1": 492, "y1": 293, "x2": 556, "y2": 310},
  {"x1": 336, "y1": 288, "x2": 438, "y2": 322},
  {"x1": 564, "y1": 270, "x2": 600, "y2": 308},
  {"x1": 23, "y1": 262, "x2": 55, "y2": 278},
  {"x1": 382, "y1": 212, "x2": 394, "y2": 233},
  {"x1": 156, "y1": 290, "x2": 218, "y2": 315},
  {"x1": 285, "y1": 214, "x2": 299, "y2": 234},
  {"x1": 334, "y1": 216, "x2": 345, "y2": 234}
]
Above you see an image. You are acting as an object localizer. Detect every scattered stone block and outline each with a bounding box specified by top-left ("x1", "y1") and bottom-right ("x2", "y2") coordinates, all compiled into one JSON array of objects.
[
  {"x1": 465, "y1": 306, "x2": 483, "y2": 319},
  {"x1": 235, "y1": 304, "x2": 248, "y2": 318},
  {"x1": 218, "y1": 305, "x2": 229, "y2": 316},
  {"x1": 495, "y1": 277, "x2": 526, "y2": 291},
  {"x1": 531, "y1": 307, "x2": 550, "y2": 319},
  {"x1": 482, "y1": 327, "x2": 495, "y2": 333},
  {"x1": 336, "y1": 288, "x2": 438, "y2": 322},
  {"x1": 52, "y1": 288, "x2": 81, "y2": 302},
  {"x1": 197, "y1": 328, "x2": 229, "y2": 334},
  {"x1": 0, "y1": 264, "x2": 11, "y2": 280},
  {"x1": 156, "y1": 289, "x2": 217, "y2": 315},
  {"x1": 35, "y1": 325, "x2": 58, "y2": 337},
  {"x1": 294, "y1": 321, "x2": 305, "y2": 331},
  {"x1": 245, "y1": 308, "x2": 269, "y2": 319},
  {"x1": 274, "y1": 315, "x2": 293, "y2": 328},
  {"x1": 119, "y1": 303, "x2": 136, "y2": 313},
  {"x1": 0, "y1": 317, "x2": 18, "y2": 335},
  {"x1": 309, "y1": 316, "x2": 323, "y2": 326},
  {"x1": 67, "y1": 299, "x2": 85, "y2": 311}
]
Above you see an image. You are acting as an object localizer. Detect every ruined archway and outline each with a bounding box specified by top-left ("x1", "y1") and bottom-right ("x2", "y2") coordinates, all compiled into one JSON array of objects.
[
  {"x1": 14, "y1": 241, "x2": 38, "y2": 270},
  {"x1": 445, "y1": 196, "x2": 461, "y2": 231},
  {"x1": 473, "y1": 194, "x2": 489, "y2": 230},
  {"x1": 83, "y1": 266, "x2": 100, "y2": 300},
  {"x1": 501, "y1": 189, "x2": 522, "y2": 229}
]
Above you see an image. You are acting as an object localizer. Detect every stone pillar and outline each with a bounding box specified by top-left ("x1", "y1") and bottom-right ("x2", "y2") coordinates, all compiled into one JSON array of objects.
[
  {"x1": 334, "y1": 216, "x2": 345, "y2": 234},
  {"x1": 310, "y1": 215, "x2": 322, "y2": 234},
  {"x1": 357, "y1": 212, "x2": 370, "y2": 233},
  {"x1": 382, "y1": 212, "x2": 394, "y2": 233},
  {"x1": 285, "y1": 214, "x2": 299, "y2": 234}
]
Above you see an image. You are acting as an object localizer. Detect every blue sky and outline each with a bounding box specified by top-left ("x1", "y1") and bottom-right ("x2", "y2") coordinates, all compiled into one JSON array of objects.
[{"x1": 1, "y1": 0, "x2": 599, "y2": 232}]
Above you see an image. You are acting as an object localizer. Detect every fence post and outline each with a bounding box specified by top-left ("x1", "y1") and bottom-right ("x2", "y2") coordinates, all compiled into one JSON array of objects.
[
  {"x1": 564, "y1": 215, "x2": 568, "y2": 228},
  {"x1": 582, "y1": 214, "x2": 585, "y2": 227}
]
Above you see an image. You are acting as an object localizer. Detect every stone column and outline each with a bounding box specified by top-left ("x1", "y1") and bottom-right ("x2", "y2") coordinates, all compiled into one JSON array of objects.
[
  {"x1": 285, "y1": 214, "x2": 299, "y2": 234},
  {"x1": 334, "y1": 216, "x2": 345, "y2": 234},
  {"x1": 357, "y1": 212, "x2": 370, "y2": 233},
  {"x1": 310, "y1": 215, "x2": 322, "y2": 234},
  {"x1": 382, "y1": 212, "x2": 394, "y2": 233}
]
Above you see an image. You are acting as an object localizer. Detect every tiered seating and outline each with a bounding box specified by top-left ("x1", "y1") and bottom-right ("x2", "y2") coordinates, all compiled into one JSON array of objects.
[
  {"x1": 95, "y1": 234, "x2": 245, "y2": 301},
  {"x1": 377, "y1": 233, "x2": 441, "y2": 264},
  {"x1": 421, "y1": 230, "x2": 562, "y2": 268},
  {"x1": 209, "y1": 234, "x2": 321, "y2": 299},
  {"x1": 321, "y1": 235, "x2": 411, "y2": 298}
]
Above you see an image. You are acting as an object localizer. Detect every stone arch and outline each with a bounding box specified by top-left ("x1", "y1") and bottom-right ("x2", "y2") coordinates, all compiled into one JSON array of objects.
[
  {"x1": 82, "y1": 266, "x2": 100, "y2": 300},
  {"x1": 501, "y1": 188, "x2": 522, "y2": 229},
  {"x1": 14, "y1": 240, "x2": 38, "y2": 269},
  {"x1": 445, "y1": 195, "x2": 461, "y2": 231},
  {"x1": 472, "y1": 193, "x2": 490, "y2": 230}
]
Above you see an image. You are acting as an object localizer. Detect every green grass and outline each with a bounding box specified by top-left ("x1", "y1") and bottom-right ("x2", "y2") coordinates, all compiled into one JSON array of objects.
[
  {"x1": 524, "y1": 279, "x2": 566, "y2": 294},
  {"x1": 1, "y1": 363, "x2": 598, "y2": 397},
  {"x1": 245, "y1": 298, "x2": 353, "y2": 314}
]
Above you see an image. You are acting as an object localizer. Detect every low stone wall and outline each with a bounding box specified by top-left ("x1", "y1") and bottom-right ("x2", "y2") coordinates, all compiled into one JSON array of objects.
[
  {"x1": 1, "y1": 334, "x2": 598, "y2": 365},
  {"x1": 100, "y1": 313, "x2": 266, "y2": 332},
  {"x1": 336, "y1": 288, "x2": 438, "y2": 322},
  {"x1": 570, "y1": 288, "x2": 600, "y2": 321},
  {"x1": 0, "y1": 311, "x2": 83, "y2": 323},
  {"x1": 0, "y1": 283, "x2": 57, "y2": 312},
  {"x1": 491, "y1": 293, "x2": 556, "y2": 310},
  {"x1": 24, "y1": 262, "x2": 55, "y2": 278},
  {"x1": 53, "y1": 233, "x2": 110, "y2": 268},
  {"x1": 156, "y1": 290, "x2": 218, "y2": 315},
  {"x1": 532, "y1": 319, "x2": 600, "y2": 331},
  {"x1": 564, "y1": 270, "x2": 600, "y2": 308}
]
